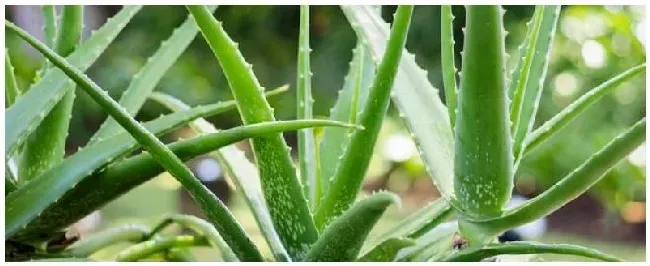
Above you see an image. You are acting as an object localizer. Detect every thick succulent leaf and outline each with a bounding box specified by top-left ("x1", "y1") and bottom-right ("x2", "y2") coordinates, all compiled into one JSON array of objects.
[
  {"x1": 454, "y1": 6, "x2": 513, "y2": 218},
  {"x1": 89, "y1": 6, "x2": 218, "y2": 144},
  {"x1": 149, "y1": 91, "x2": 290, "y2": 262},
  {"x1": 524, "y1": 64, "x2": 646, "y2": 155},
  {"x1": 6, "y1": 21, "x2": 265, "y2": 261},
  {"x1": 38, "y1": 5, "x2": 57, "y2": 75},
  {"x1": 444, "y1": 241, "x2": 622, "y2": 262},
  {"x1": 6, "y1": 98, "x2": 245, "y2": 239},
  {"x1": 315, "y1": 5, "x2": 414, "y2": 229},
  {"x1": 296, "y1": 5, "x2": 318, "y2": 207},
  {"x1": 13, "y1": 120, "x2": 352, "y2": 245},
  {"x1": 510, "y1": 6, "x2": 561, "y2": 166},
  {"x1": 164, "y1": 248, "x2": 197, "y2": 262},
  {"x1": 317, "y1": 43, "x2": 375, "y2": 208},
  {"x1": 147, "y1": 214, "x2": 237, "y2": 262},
  {"x1": 395, "y1": 221, "x2": 458, "y2": 262},
  {"x1": 357, "y1": 238, "x2": 415, "y2": 262},
  {"x1": 66, "y1": 224, "x2": 150, "y2": 257},
  {"x1": 5, "y1": 49, "x2": 21, "y2": 107},
  {"x1": 20, "y1": 5, "x2": 83, "y2": 182},
  {"x1": 115, "y1": 235, "x2": 209, "y2": 262},
  {"x1": 187, "y1": 5, "x2": 318, "y2": 259},
  {"x1": 4, "y1": 6, "x2": 141, "y2": 156},
  {"x1": 461, "y1": 118, "x2": 646, "y2": 245},
  {"x1": 368, "y1": 198, "x2": 452, "y2": 250},
  {"x1": 305, "y1": 192, "x2": 400, "y2": 262},
  {"x1": 341, "y1": 5, "x2": 456, "y2": 203},
  {"x1": 5, "y1": 167, "x2": 18, "y2": 195},
  {"x1": 440, "y1": 5, "x2": 458, "y2": 128}
]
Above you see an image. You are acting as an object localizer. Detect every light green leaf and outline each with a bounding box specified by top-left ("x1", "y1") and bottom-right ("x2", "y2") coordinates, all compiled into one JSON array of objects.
[
  {"x1": 396, "y1": 221, "x2": 458, "y2": 262},
  {"x1": 357, "y1": 237, "x2": 415, "y2": 262},
  {"x1": 115, "y1": 235, "x2": 209, "y2": 262},
  {"x1": 316, "y1": 5, "x2": 414, "y2": 229},
  {"x1": 66, "y1": 224, "x2": 150, "y2": 257},
  {"x1": 187, "y1": 5, "x2": 318, "y2": 259},
  {"x1": 149, "y1": 91, "x2": 290, "y2": 262},
  {"x1": 341, "y1": 5, "x2": 456, "y2": 204},
  {"x1": 5, "y1": 49, "x2": 21, "y2": 107},
  {"x1": 5, "y1": 6, "x2": 142, "y2": 156},
  {"x1": 38, "y1": 5, "x2": 57, "y2": 75},
  {"x1": 444, "y1": 241, "x2": 622, "y2": 262},
  {"x1": 306, "y1": 192, "x2": 400, "y2": 262},
  {"x1": 440, "y1": 5, "x2": 458, "y2": 128},
  {"x1": 89, "y1": 6, "x2": 218, "y2": 144}
]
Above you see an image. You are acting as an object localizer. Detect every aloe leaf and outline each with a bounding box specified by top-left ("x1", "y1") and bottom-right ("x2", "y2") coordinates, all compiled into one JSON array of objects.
[
  {"x1": 187, "y1": 5, "x2": 318, "y2": 259},
  {"x1": 89, "y1": 6, "x2": 218, "y2": 144},
  {"x1": 5, "y1": 50, "x2": 21, "y2": 107},
  {"x1": 149, "y1": 92, "x2": 290, "y2": 262},
  {"x1": 315, "y1": 5, "x2": 413, "y2": 229},
  {"x1": 444, "y1": 241, "x2": 622, "y2": 262},
  {"x1": 5, "y1": 167, "x2": 18, "y2": 195},
  {"x1": 510, "y1": 6, "x2": 561, "y2": 166},
  {"x1": 147, "y1": 214, "x2": 237, "y2": 262},
  {"x1": 454, "y1": 6, "x2": 512, "y2": 218},
  {"x1": 38, "y1": 5, "x2": 57, "y2": 75},
  {"x1": 15, "y1": 120, "x2": 352, "y2": 244},
  {"x1": 524, "y1": 64, "x2": 646, "y2": 155},
  {"x1": 20, "y1": 5, "x2": 83, "y2": 182},
  {"x1": 7, "y1": 98, "x2": 245, "y2": 239},
  {"x1": 296, "y1": 5, "x2": 318, "y2": 208},
  {"x1": 318, "y1": 43, "x2": 375, "y2": 208},
  {"x1": 66, "y1": 224, "x2": 150, "y2": 257},
  {"x1": 440, "y1": 5, "x2": 458, "y2": 128},
  {"x1": 357, "y1": 237, "x2": 416, "y2": 262},
  {"x1": 5, "y1": 6, "x2": 141, "y2": 156},
  {"x1": 165, "y1": 248, "x2": 196, "y2": 262},
  {"x1": 115, "y1": 235, "x2": 209, "y2": 262},
  {"x1": 306, "y1": 192, "x2": 400, "y2": 262},
  {"x1": 342, "y1": 5, "x2": 456, "y2": 203},
  {"x1": 6, "y1": 21, "x2": 265, "y2": 261},
  {"x1": 395, "y1": 221, "x2": 458, "y2": 262},
  {"x1": 30, "y1": 258, "x2": 95, "y2": 262},
  {"x1": 461, "y1": 118, "x2": 646, "y2": 244}
]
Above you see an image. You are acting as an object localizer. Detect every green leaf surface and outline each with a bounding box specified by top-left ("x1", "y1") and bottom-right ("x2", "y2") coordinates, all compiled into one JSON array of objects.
[
  {"x1": 5, "y1": 20, "x2": 264, "y2": 261},
  {"x1": 444, "y1": 241, "x2": 622, "y2": 262},
  {"x1": 5, "y1": 167, "x2": 18, "y2": 195},
  {"x1": 115, "y1": 235, "x2": 209, "y2": 262},
  {"x1": 149, "y1": 91, "x2": 290, "y2": 262},
  {"x1": 4, "y1": 6, "x2": 141, "y2": 156},
  {"x1": 66, "y1": 224, "x2": 150, "y2": 257},
  {"x1": 341, "y1": 5, "x2": 456, "y2": 203},
  {"x1": 39, "y1": 5, "x2": 57, "y2": 75},
  {"x1": 395, "y1": 221, "x2": 458, "y2": 262},
  {"x1": 440, "y1": 5, "x2": 458, "y2": 128},
  {"x1": 5, "y1": 49, "x2": 21, "y2": 107},
  {"x1": 455, "y1": 6, "x2": 512, "y2": 218},
  {"x1": 524, "y1": 64, "x2": 646, "y2": 155},
  {"x1": 187, "y1": 5, "x2": 318, "y2": 259},
  {"x1": 510, "y1": 6, "x2": 561, "y2": 166},
  {"x1": 357, "y1": 237, "x2": 415, "y2": 262},
  {"x1": 306, "y1": 192, "x2": 400, "y2": 262},
  {"x1": 89, "y1": 6, "x2": 218, "y2": 144},
  {"x1": 20, "y1": 5, "x2": 83, "y2": 182},
  {"x1": 316, "y1": 5, "x2": 413, "y2": 229}
]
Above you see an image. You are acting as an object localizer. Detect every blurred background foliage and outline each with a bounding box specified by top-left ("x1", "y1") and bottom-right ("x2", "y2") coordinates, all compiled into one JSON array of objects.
[{"x1": 4, "y1": 5, "x2": 646, "y2": 260}]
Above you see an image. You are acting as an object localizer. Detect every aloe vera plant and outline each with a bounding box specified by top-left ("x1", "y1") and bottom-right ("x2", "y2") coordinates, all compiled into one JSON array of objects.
[{"x1": 4, "y1": 5, "x2": 644, "y2": 262}]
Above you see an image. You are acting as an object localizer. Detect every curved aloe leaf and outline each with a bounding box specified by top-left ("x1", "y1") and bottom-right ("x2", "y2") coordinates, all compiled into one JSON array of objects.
[
  {"x1": 357, "y1": 237, "x2": 415, "y2": 262},
  {"x1": 5, "y1": 50, "x2": 21, "y2": 107},
  {"x1": 38, "y1": 5, "x2": 57, "y2": 75},
  {"x1": 510, "y1": 6, "x2": 561, "y2": 166},
  {"x1": 524, "y1": 64, "x2": 646, "y2": 155},
  {"x1": 147, "y1": 214, "x2": 237, "y2": 261},
  {"x1": 6, "y1": 21, "x2": 264, "y2": 261},
  {"x1": 89, "y1": 6, "x2": 218, "y2": 144},
  {"x1": 6, "y1": 99, "x2": 242, "y2": 239},
  {"x1": 315, "y1": 5, "x2": 414, "y2": 229},
  {"x1": 149, "y1": 92, "x2": 290, "y2": 261},
  {"x1": 395, "y1": 221, "x2": 458, "y2": 262},
  {"x1": 318, "y1": 43, "x2": 375, "y2": 208},
  {"x1": 66, "y1": 224, "x2": 150, "y2": 257},
  {"x1": 5, "y1": 167, "x2": 18, "y2": 195},
  {"x1": 5, "y1": 6, "x2": 141, "y2": 157},
  {"x1": 20, "y1": 5, "x2": 83, "y2": 182},
  {"x1": 306, "y1": 192, "x2": 400, "y2": 262},
  {"x1": 341, "y1": 5, "x2": 456, "y2": 203},
  {"x1": 440, "y1": 5, "x2": 457, "y2": 128},
  {"x1": 13, "y1": 120, "x2": 352, "y2": 243},
  {"x1": 455, "y1": 6, "x2": 512, "y2": 218},
  {"x1": 444, "y1": 241, "x2": 622, "y2": 262},
  {"x1": 115, "y1": 235, "x2": 209, "y2": 262},
  {"x1": 296, "y1": 5, "x2": 318, "y2": 208},
  {"x1": 461, "y1": 118, "x2": 646, "y2": 244},
  {"x1": 187, "y1": 5, "x2": 318, "y2": 259}
]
